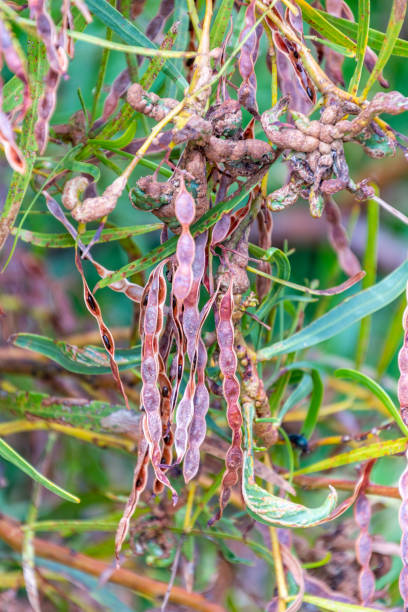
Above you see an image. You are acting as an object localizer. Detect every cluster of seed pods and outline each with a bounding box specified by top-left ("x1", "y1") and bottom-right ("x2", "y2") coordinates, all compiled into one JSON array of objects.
[
  {"x1": 140, "y1": 261, "x2": 177, "y2": 500},
  {"x1": 238, "y1": 0, "x2": 262, "y2": 118},
  {"x1": 354, "y1": 491, "x2": 375, "y2": 605}
]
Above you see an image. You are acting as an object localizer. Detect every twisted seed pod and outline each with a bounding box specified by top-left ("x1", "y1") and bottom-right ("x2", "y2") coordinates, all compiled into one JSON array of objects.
[
  {"x1": 210, "y1": 281, "x2": 242, "y2": 523},
  {"x1": 28, "y1": 0, "x2": 63, "y2": 73},
  {"x1": 141, "y1": 262, "x2": 177, "y2": 500},
  {"x1": 238, "y1": 0, "x2": 262, "y2": 117},
  {"x1": 354, "y1": 492, "x2": 375, "y2": 605},
  {"x1": 173, "y1": 178, "x2": 196, "y2": 301},
  {"x1": 324, "y1": 196, "x2": 361, "y2": 277},
  {"x1": 115, "y1": 436, "x2": 149, "y2": 561},
  {"x1": 74, "y1": 249, "x2": 130, "y2": 410},
  {"x1": 398, "y1": 281, "x2": 408, "y2": 426},
  {"x1": 100, "y1": 69, "x2": 131, "y2": 125},
  {"x1": 399, "y1": 451, "x2": 408, "y2": 608}
]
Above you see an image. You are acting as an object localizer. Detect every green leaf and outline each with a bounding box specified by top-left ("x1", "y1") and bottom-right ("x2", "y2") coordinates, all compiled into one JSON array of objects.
[
  {"x1": 315, "y1": 9, "x2": 408, "y2": 58},
  {"x1": 0, "y1": 438, "x2": 79, "y2": 503},
  {"x1": 297, "y1": 0, "x2": 356, "y2": 53},
  {"x1": 335, "y1": 368, "x2": 408, "y2": 437},
  {"x1": 85, "y1": 0, "x2": 187, "y2": 92},
  {"x1": 278, "y1": 373, "x2": 313, "y2": 422},
  {"x1": 292, "y1": 437, "x2": 408, "y2": 476},
  {"x1": 12, "y1": 223, "x2": 162, "y2": 248},
  {"x1": 95, "y1": 186, "x2": 253, "y2": 289},
  {"x1": 242, "y1": 403, "x2": 337, "y2": 527},
  {"x1": 288, "y1": 594, "x2": 385, "y2": 612},
  {"x1": 257, "y1": 259, "x2": 408, "y2": 361},
  {"x1": 11, "y1": 333, "x2": 141, "y2": 374},
  {"x1": 361, "y1": 0, "x2": 407, "y2": 97},
  {"x1": 210, "y1": 0, "x2": 235, "y2": 49},
  {"x1": 348, "y1": 0, "x2": 370, "y2": 95},
  {"x1": 301, "y1": 369, "x2": 323, "y2": 440},
  {"x1": 0, "y1": 390, "x2": 140, "y2": 434}
]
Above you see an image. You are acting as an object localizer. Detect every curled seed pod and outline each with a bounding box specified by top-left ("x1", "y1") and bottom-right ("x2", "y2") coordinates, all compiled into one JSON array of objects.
[
  {"x1": 398, "y1": 282, "x2": 408, "y2": 426},
  {"x1": 173, "y1": 177, "x2": 196, "y2": 301},
  {"x1": 141, "y1": 262, "x2": 177, "y2": 500},
  {"x1": 400, "y1": 451, "x2": 408, "y2": 608},
  {"x1": 74, "y1": 249, "x2": 130, "y2": 410},
  {"x1": 62, "y1": 176, "x2": 90, "y2": 211},
  {"x1": 146, "y1": 0, "x2": 174, "y2": 42},
  {"x1": 70, "y1": 174, "x2": 127, "y2": 222},
  {"x1": 115, "y1": 436, "x2": 149, "y2": 561},
  {"x1": 354, "y1": 492, "x2": 375, "y2": 605},
  {"x1": 210, "y1": 281, "x2": 242, "y2": 523},
  {"x1": 238, "y1": 0, "x2": 262, "y2": 117}
]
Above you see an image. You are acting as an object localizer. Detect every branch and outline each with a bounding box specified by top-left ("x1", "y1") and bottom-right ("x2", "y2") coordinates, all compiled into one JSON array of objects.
[{"x1": 0, "y1": 514, "x2": 225, "y2": 612}]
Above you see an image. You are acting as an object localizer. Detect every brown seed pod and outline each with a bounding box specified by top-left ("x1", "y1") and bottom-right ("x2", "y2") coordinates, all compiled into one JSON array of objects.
[{"x1": 238, "y1": 0, "x2": 262, "y2": 118}]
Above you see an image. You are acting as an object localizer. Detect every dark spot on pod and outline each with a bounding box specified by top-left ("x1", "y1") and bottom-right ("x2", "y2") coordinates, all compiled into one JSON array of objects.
[
  {"x1": 102, "y1": 334, "x2": 112, "y2": 351},
  {"x1": 164, "y1": 433, "x2": 171, "y2": 444},
  {"x1": 172, "y1": 296, "x2": 177, "y2": 308},
  {"x1": 192, "y1": 353, "x2": 197, "y2": 370},
  {"x1": 161, "y1": 455, "x2": 166, "y2": 464},
  {"x1": 236, "y1": 345, "x2": 242, "y2": 351},
  {"x1": 295, "y1": 63, "x2": 303, "y2": 73},
  {"x1": 143, "y1": 293, "x2": 149, "y2": 306},
  {"x1": 306, "y1": 87, "x2": 314, "y2": 101},
  {"x1": 87, "y1": 293, "x2": 97, "y2": 312},
  {"x1": 140, "y1": 405, "x2": 145, "y2": 412},
  {"x1": 177, "y1": 364, "x2": 182, "y2": 380},
  {"x1": 293, "y1": 50, "x2": 299, "y2": 59},
  {"x1": 162, "y1": 385, "x2": 169, "y2": 397},
  {"x1": 136, "y1": 478, "x2": 142, "y2": 488}
]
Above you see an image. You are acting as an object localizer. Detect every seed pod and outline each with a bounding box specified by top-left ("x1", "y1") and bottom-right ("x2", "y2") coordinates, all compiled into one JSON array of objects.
[
  {"x1": 238, "y1": 0, "x2": 262, "y2": 117},
  {"x1": 354, "y1": 490, "x2": 375, "y2": 605},
  {"x1": 173, "y1": 177, "x2": 196, "y2": 301},
  {"x1": 209, "y1": 281, "x2": 242, "y2": 523},
  {"x1": 182, "y1": 232, "x2": 207, "y2": 361},
  {"x1": 399, "y1": 282, "x2": 408, "y2": 427},
  {"x1": 324, "y1": 196, "x2": 361, "y2": 277},
  {"x1": 0, "y1": 19, "x2": 30, "y2": 121},
  {"x1": 99, "y1": 69, "x2": 131, "y2": 125},
  {"x1": 0, "y1": 108, "x2": 26, "y2": 174},
  {"x1": 140, "y1": 262, "x2": 177, "y2": 500},
  {"x1": 115, "y1": 436, "x2": 149, "y2": 560},
  {"x1": 74, "y1": 249, "x2": 130, "y2": 410},
  {"x1": 399, "y1": 451, "x2": 408, "y2": 608},
  {"x1": 256, "y1": 205, "x2": 273, "y2": 301},
  {"x1": 34, "y1": 68, "x2": 60, "y2": 154}
]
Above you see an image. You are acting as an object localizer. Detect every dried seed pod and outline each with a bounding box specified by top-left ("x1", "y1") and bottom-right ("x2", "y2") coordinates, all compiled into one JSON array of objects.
[
  {"x1": 99, "y1": 69, "x2": 131, "y2": 125},
  {"x1": 115, "y1": 436, "x2": 149, "y2": 560},
  {"x1": 175, "y1": 286, "x2": 217, "y2": 465},
  {"x1": 35, "y1": 68, "x2": 60, "y2": 154},
  {"x1": 153, "y1": 353, "x2": 173, "y2": 495},
  {"x1": 140, "y1": 262, "x2": 177, "y2": 500},
  {"x1": 173, "y1": 178, "x2": 196, "y2": 301},
  {"x1": 183, "y1": 338, "x2": 209, "y2": 482},
  {"x1": 74, "y1": 249, "x2": 130, "y2": 410},
  {"x1": 182, "y1": 232, "x2": 207, "y2": 361},
  {"x1": 145, "y1": 0, "x2": 175, "y2": 42},
  {"x1": 210, "y1": 281, "x2": 242, "y2": 523},
  {"x1": 62, "y1": 174, "x2": 127, "y2": 222},
  {"x1": 324, "y1": 196, "x2": 361, "y2": 277},
  {"x1": 238, "y1": 0, "x2": 262, "y2": 117},
  {"x1": 28, "y1": 0, "x2": 63, "y2": 73},
  {"x1": 256, "y1": 205, "x2": 273, "y2": 301},
  {"x1": 399, "y1": 281, "x2": 408, "y2": 426},
  {"x1": 399, "y1": 451, "x2": 408, "y2": 608},
  {"x1": 354, "y1": 491, "x2": 375, "y2": 605}
]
